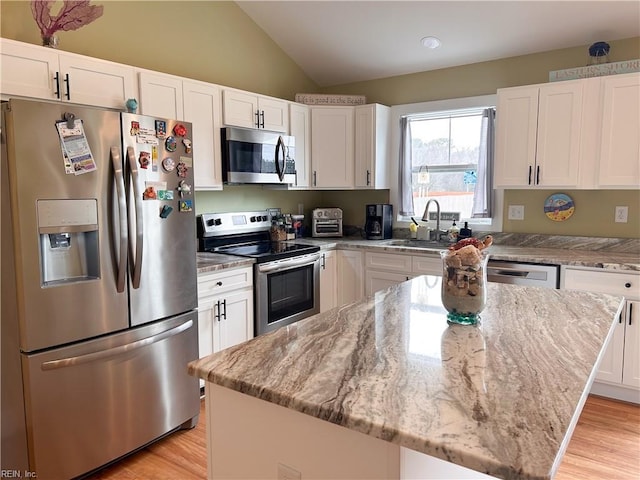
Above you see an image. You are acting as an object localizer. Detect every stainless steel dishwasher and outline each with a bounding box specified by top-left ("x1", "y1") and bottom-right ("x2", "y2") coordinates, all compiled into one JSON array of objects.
[{"x1": 487, "y1": 260, "x2": 560, "y2": 289}]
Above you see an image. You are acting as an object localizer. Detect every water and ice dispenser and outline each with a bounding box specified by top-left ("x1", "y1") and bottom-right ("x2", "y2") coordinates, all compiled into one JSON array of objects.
[{"x1": 37, "y1": 199, "x2": 100, "y2": 286}]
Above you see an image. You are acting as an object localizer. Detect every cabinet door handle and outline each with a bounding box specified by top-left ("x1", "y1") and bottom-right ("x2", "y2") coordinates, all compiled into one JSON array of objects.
[
  {"x1": 366, "y1": 169, "x2": 371, "y2": 186},
  {"x1": 528, "y1": 165, "x2": 532, "y2": 185},
  {"x1": 254, "y1": 110, "x2": 260, "y2": 128},
  {"x1": 321, "y1": 253, "x2": 326, "y2": 270},
  {"x1": 54, "y1": 72, "x2": 61, "y2": 99},
  {"x1": 260, "y1": 110, "x2": 265, "y2": 128},
  {"x1": 63, "y1": 73, "x2": 70, "y2": 100},
  {"x1": 221, "y1": 299, "x2": 227, "y2": 320},
  {"x1": 313, "y1": 171, "x2": 317, "y2": 186},
  {"x1": 214, "y1": 300, "x2": 221, "y2": 322},
  {"x1": 536, "y1": 166, "x2": 540, "y2": 185},
  {"x1": 629, "y1": 303, "x2": 633, "y2": 326}
]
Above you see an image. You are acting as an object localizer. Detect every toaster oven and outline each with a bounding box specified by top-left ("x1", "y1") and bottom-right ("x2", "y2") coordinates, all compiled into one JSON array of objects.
[{"x1": 312, "y1": 208, "x2": 343, "y2": 237}]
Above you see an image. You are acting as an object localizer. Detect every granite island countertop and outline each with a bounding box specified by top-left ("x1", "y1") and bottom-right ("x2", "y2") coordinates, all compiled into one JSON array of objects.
[{"x1": 189, "y1": 277, "x2": 625, "y2": 480}]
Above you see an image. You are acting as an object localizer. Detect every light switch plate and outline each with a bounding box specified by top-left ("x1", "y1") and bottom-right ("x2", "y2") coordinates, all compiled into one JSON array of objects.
[
  {"x1": 508, "y1": 205, "x2": 525, "y2": 220},
  {"x1": 615, "y1": 206, "x2": 628, "y2": 223}
]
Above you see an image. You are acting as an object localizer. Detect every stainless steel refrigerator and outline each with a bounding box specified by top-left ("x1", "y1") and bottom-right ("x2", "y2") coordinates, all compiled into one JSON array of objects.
[{"x1": 1, "y1": 98, "x2": 200, "y2": 479}]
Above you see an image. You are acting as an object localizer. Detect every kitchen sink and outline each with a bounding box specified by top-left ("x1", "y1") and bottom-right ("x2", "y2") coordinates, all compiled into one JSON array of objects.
[{"x1": 386, "y1": 239, "x2": 450, "y2": 250}]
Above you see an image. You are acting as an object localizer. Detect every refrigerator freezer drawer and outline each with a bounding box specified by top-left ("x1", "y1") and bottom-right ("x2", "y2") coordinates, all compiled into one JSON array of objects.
[{"x1": 21, "y1": 313, "x2": 200, "y2": 479}]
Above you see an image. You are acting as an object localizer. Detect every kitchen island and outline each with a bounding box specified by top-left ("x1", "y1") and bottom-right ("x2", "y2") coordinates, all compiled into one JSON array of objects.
[{"x1": 188, "y1": 276, "x2": 624, "y2": 480}]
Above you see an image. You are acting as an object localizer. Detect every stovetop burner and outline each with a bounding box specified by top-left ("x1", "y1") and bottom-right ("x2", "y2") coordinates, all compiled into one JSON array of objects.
[{"x1": 215, "y1": 241, "x2": 319, "y2": 263}]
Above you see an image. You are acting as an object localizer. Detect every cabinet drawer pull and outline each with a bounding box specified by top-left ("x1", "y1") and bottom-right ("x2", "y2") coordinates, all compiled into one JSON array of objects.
[
  {"x1": 625, "y1": 282, "x2": 632, "y2": 288},
  {"x1": 216, "y1": 281, "x2": 223, "y2": 286}
]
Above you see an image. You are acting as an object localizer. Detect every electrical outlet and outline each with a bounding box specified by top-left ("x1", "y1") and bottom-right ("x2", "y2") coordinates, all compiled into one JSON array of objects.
[
  {"x1": 278, "y1": 463, "x2": 301, "y2": 480},
  {"x1": 615, "y1": 206, "x2": 628, "y2": 223},
  {"x1": 508, "y1": 205, "x2": 525, "y2": 221}
]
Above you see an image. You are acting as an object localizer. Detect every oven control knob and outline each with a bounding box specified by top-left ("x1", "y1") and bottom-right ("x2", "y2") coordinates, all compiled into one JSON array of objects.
[
  {"x1": 214, "y1": 218, "x2": 222, "y2": 226},
  {"x1": 250, "y1": 216, "x2": 256, "y2": 222},
  {"x1": 261, "y1": 215, "x2": 268, "y2": 221},
  {"x1": 206, "y1": 219, "x2": 215, "y2": 227}
]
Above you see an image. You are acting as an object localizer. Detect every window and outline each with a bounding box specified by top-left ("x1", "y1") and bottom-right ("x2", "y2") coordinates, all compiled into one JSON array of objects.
[{"x1": 399, "y1": 107, "x2": 495, "y2": 222}]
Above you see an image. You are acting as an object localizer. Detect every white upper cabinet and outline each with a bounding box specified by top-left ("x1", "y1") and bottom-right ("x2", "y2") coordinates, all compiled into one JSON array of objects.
[
  {"x1": 138, "y1": 70, "x2": 223, "y2": 190},
  {"x1": 494, "y1": 80, "x2": 584, "y2": 188},
  {"x1": 311, "y1": 106, "x2": 355, "y2": 188},
  {"x1": 597, "y1": 73, "x2": 640, "y2": 188},
  {"x1": 288, "y1": 103, "x2": 311, "y2": 188},
  {"x1": 222, "y1": 89, "x2": 288, "y2": 132},
  {"x1": 1, "y1": 38, "x2": 136, "y2": 109},
  {"x1": 138, "y1": 71, "x2": 184, "y2": 118},
  {"x1": 183, "y1": 80, "x2": 223, "y2": 190},
  {"x1": 354, "y1": 103, "x2": 390, "y2": 189}
]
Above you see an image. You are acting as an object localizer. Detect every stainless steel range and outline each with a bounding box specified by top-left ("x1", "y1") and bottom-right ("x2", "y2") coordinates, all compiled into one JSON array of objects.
[{"x1": 198, "y1": 211, "x2": 321, "y2": 335}]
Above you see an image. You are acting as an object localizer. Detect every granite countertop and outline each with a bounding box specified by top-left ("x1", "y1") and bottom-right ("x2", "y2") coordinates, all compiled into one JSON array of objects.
[
  {"x1": 196, "y1": 252, "x2": 255, "y2": 274},
  {"x1": 189, "y1": 278, "x2": 624, "y2": 480},
  {"x1": 196, "y1": 236, "x2": 640, "y2": 274},
  {"x1": 286, "y1": 236, "x2": 640, "y2": 271}
]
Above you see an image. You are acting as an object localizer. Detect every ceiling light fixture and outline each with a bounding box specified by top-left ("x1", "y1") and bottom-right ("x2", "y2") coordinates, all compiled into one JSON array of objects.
[{"x1": 421, "y1": 36, "x2": 441, "y2": 49}]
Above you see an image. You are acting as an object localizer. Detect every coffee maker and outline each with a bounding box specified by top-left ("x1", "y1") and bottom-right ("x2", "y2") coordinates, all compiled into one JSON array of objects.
[{"x1": 365, "y1": 204, "x2": 393, "y2": 240}]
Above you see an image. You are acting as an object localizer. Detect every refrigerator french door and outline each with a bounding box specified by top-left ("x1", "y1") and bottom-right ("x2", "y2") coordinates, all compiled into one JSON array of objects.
[{"x1": 1, "y1": 99, "x2": 199, "y2": 479}]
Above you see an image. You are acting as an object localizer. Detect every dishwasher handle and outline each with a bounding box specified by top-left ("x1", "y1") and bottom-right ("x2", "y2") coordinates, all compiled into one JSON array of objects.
[
  {"x1": 488, "y1": 267, "x2": 529, "y2": 277},
  {"x1": 486, "y1": 261, "x2": 559, "y2": 288}
]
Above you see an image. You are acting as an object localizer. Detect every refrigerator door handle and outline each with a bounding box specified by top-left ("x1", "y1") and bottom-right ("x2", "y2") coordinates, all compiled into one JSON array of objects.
[
  {"x1": 40, "y1": 319, "x2": 194, "y2": 371},
  {"x1": 126, "y1": 146, "x2": 144, "y2": 289},
  {"x1": 111, "y1": 146, "x2": 127, "y2": 293}
]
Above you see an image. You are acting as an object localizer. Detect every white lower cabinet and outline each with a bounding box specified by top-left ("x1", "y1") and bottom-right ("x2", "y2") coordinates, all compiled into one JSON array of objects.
[
  {"x1": 320, "y1": 250, "x2": 338, "y2": 312},
  {"x1": 365, "y1": 251, "x2": 441, "y2": 296},
  {"x1": 561, "y1": 267, "x2": 640, "y2": 403},
  {"x1": 197, "y1": 267, "x2": 254, "y2": 385},
  {"x1": 337, "y1": 250, "x2": 364, "y2": 306}
]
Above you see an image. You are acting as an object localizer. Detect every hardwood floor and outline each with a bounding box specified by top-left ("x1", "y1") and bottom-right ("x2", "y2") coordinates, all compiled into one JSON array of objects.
[{"x1": 86, "y1": 395, "x2": 639, "y2": 480}]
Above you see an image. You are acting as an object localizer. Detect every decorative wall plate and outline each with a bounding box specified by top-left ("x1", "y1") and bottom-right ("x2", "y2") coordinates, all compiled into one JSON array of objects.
[{"x1": 544, "y1": 193, "x2": 575, "y2": 222}]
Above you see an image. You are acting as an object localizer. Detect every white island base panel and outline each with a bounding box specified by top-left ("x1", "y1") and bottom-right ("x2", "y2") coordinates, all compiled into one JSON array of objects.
[{"x1": 206, "y1": 383, "x2": 495, "y2": 480}]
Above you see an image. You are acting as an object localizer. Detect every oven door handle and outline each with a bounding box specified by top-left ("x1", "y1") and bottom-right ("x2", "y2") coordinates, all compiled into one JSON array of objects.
[{"x1": 257, "y1": 253, "x2": 321, "y2": 273}]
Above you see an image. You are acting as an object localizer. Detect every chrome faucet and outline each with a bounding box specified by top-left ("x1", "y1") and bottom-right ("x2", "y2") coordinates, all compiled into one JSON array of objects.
[{"x1": 421, "y1": 199, "x2": 441, "y2": 242}]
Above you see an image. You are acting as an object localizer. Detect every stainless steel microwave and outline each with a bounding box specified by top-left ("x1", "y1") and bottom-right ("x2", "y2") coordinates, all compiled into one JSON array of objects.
[{"x1": 221, "y1": 127, "x2": 296, "y2": 184}]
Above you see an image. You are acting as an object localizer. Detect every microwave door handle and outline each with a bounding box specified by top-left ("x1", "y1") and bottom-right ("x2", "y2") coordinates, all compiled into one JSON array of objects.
[
  {"x1": 275, "y1": 136, "x2": 285, "y2": 182},
  {"x1": 126, "y1": 146, "x2": 144, "y2": 289},
  {"x1": 111, "y1": 146, "x2": 127, "y2": 293}
]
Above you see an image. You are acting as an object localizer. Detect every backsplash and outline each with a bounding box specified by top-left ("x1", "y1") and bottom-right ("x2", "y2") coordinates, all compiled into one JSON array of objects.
[{"x1": 502, "y1": 189, "x2": 639, "y2": 239}]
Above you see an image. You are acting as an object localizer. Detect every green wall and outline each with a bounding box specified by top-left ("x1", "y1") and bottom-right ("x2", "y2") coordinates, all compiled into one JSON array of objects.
[
  {"x1": 0, "y1": 0, "x2": 318, "y2": 100},
  {"x1": 195, "y1": 187, "x2": 389, "y2": 228},
  {"x1": 502, "y1": 190, "x2": 640, "y2": 238},
  {"x1": 320, "y1": 37, "x2": 640, "y2": 106},
  {"x1": 2, "y1": 2, "x2": 638, "y2": 237}
]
